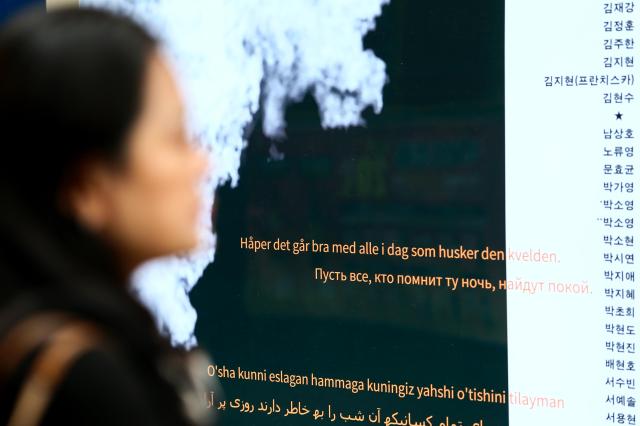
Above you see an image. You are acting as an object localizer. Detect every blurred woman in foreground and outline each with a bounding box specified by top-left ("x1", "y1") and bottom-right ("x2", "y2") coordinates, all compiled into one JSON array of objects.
[{"x1": 0, "y1": 7, "x2": 216, "y2": 425}]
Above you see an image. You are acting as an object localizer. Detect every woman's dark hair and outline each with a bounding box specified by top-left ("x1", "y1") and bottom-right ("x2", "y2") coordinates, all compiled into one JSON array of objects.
[
  {"x1": 0, "y1": 12, "x2": 201, "y2": 425},
  {"x1": 0, "y1": 7, "x2": 159, "y2": 289},
  {"x1": 0, "y1": 7, "x2": 158, "y2": 209},
  {"x1": 0, "y1": 7, "x2": 172, "y2": 371}
]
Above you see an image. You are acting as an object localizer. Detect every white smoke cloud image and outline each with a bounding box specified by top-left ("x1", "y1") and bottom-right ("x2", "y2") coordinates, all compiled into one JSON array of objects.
[{"x1": 80, "y1": 0, "x2": 390, "y2": 347}]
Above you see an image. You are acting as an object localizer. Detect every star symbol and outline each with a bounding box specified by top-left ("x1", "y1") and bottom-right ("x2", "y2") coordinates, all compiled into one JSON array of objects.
[{"x1": 615, "y1": 112, "x2": 623, "y2": 120}]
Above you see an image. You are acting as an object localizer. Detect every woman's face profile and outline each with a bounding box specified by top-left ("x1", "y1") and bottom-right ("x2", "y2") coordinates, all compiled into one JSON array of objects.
[{"x1": 69, "y1": 52, "x2": 208, "y2": 270}]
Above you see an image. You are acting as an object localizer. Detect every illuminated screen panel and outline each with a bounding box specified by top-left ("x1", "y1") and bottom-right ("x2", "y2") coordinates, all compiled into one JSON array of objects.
[
  {"x1": 506, "y1": 1, "x2": 638, "y2": 424},
  {"x1": 91, "y1": 1, "x2": 509, "y2": 424},
  {"x1": 21, "y1": 0, "x2": 637, "y2": 424}
]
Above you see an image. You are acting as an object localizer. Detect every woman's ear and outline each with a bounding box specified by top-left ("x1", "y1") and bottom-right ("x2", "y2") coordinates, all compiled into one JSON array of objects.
[{"x1": 59, "y1": 160, "x2": 113, "y2": 233}]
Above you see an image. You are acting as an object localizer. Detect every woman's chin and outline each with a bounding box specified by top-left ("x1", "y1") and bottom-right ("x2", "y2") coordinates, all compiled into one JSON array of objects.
[
  {"x1": 146, "y1": 235, "x2": 200, "y2": 260},
  {"x1": 176, "y1": 232, "x2": 201, "y2": 254}
]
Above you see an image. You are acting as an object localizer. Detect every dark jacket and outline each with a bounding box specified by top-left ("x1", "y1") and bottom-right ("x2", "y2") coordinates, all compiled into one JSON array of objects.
[{"x1": 0, "y1": 185, "x2": 214, "y2": 425}]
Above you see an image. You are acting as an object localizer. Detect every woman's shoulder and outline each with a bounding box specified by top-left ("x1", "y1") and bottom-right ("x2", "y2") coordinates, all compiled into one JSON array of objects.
[{"x1": 0, "y1": 303, "x2": 195, "y2": 426}]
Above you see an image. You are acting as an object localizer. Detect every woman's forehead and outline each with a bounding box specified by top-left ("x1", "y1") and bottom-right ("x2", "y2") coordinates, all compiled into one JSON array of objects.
[{"x1": 143, "y1": 53, "x2": 185, "y2": 117}]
